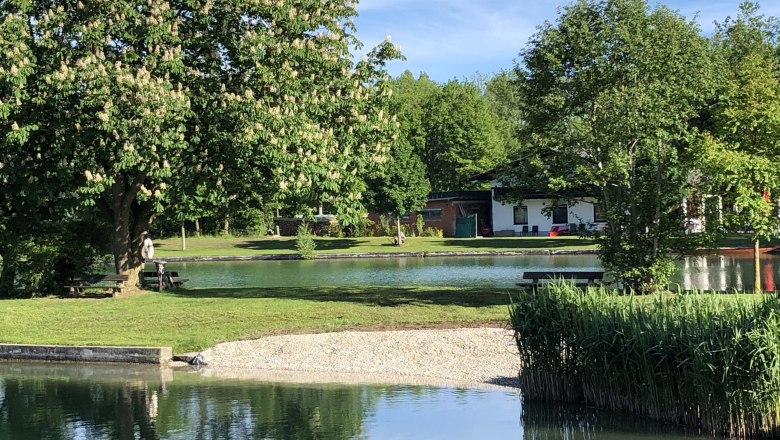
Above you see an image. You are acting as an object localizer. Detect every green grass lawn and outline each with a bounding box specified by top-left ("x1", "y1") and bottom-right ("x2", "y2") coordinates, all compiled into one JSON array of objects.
[
  {"x1": 156, "y1": 235, "x2": 598, "y2": 257},
  {"x1": 0, "y1": 286, "x2": 512, "y2": 353},
  {"x1": 714, "y1": 234, "x2": 780, "y2": 248}
]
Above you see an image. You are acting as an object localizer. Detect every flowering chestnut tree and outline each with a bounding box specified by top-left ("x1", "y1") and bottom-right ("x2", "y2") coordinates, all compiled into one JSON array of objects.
[{"x1": 0, "y1": 0, "x2": 401, "y2": 286}]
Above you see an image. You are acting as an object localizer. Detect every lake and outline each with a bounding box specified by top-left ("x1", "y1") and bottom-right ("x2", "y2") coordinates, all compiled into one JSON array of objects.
[
  {"x1": 163, "y1": 252, "x2": 780, "y2": 291},
  {"x1": 0, "y1": 362, "x2": 708, "y2": 440}
]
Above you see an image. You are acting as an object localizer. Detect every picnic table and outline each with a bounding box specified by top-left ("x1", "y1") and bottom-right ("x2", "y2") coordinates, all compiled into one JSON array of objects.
[
  {"x1": 517, "y1": 270, "x2": 604, "y2": 289},
  {"x1": 142, "y1": 261, "x2": 188, "y2": 291},
  {"x1": 64, "y1": 274, "x2": 129, "y2": 298}
]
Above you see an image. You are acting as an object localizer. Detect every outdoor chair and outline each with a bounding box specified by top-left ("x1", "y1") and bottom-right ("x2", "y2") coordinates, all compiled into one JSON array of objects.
[
  {"x1": 521, "y1": 225, "x2": 529, "y2": 236},
  {"x1": 531, "y1": 225, "x2": 539, "y2": 236}
]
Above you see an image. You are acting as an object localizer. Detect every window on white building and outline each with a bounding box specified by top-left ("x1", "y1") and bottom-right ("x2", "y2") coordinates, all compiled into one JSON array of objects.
[
  {"x1": 552, "y1": 205, "x2": 568, "y2": 224},
  {"x1": 513, "y1": 206, "x2": 528, "y2": 225},
  {"x1": 593, "y1": 204, "x2": 607, "y2": 222}
]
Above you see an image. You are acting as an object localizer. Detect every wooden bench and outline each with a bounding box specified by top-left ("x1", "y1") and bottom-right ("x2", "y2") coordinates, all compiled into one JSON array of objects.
[
  {"x1": 142, "y1": 271, "x2": 188, "y2": 289},
  {"x1": 64, "y1": 274, "x2": 129, "y2": 297},
  {"x1": 518, "y1": 271, "x2": 604, "y2": 289}
]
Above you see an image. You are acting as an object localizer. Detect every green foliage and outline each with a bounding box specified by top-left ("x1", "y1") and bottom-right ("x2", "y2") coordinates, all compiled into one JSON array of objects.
[
  {"x1": 378, "y1": 215, "x2": 394, "y2": 236},
  {"x1": 421, "y1": 227, "x2": 444, "y2": 238},
  {"x1": 295, "y1": 223, "x2": 316, "y2": 260},
  {"x1": 510, "y1": 0, "x2": 715, "y2": 291},
  {"x1": 415, "y1": 214, "x2": 425, "y2": 237},
  {"x1": 423, "y1": 80, "x2": 506, "y2": 190},
  {"x1": 0, "y1": 217, "x2": 110, "y2": 297},
  {"x1": 483, "y1": 70, "x2": 523, "y2": 157},
  {"x1": 696, "y1": 2, "x2": 780, "y2": 241},
  {"x1": 232, "y1": 208, "x2": 275, "y2": 237},
  {"x1": 510, "y1": 283, "x2": 780, "y2": 437},
  {"x1": 349, "y1": 217, "x2": 375, "y2": 238},
  {"x1": 388, "y1": 72, "x2": 510, "y2": 191},
  {"x1": 0, "y1": 0, "x2": 403, "y2": 277},
  {"x1": 364, "y1": 138, "x2": 430, "y2": 220}
]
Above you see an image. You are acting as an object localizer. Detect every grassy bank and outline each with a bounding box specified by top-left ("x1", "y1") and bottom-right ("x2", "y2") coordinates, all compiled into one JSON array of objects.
[
  {"x1": 510, "y1": 284, "x2": 779, "y2": 437},
  {"x1": 0, "y1": 286, "x2": 511, "y2": 353},
  {"x1": 154, "y1": 235, "x2": 598, "y2": 258}
]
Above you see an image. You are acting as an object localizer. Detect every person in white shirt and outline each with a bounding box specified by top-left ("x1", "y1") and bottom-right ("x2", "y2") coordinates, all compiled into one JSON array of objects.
[{"x1": 142, "y1": 234, "x2": 155, "y2": 261}]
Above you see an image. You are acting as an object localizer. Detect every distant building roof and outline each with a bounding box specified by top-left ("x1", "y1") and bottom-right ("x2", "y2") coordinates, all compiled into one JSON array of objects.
[
  {"x1": 492, "y1": 186, "x2": 596, "y2": 199},
  {"x1": 428, "y1": 190, "x2": 492, "y2": 202}
]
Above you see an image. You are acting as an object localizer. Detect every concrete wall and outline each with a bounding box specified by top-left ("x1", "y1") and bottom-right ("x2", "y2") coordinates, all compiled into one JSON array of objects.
[
  {"x1": 492, "y1": 196, "x2": 603, "y2": 235},
  {"x1": 0, "y1": 344, "x2": 173, "y2": 364}
]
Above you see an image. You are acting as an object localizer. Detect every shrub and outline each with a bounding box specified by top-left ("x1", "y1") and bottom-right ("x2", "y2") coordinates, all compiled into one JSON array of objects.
[
  {"x1": 378, "y1": 215, "x2": 394, "y2": 236},
  {"x1": 348, "y1": 218, "x2": 374, "y2": 237},
  {"x1": 422, "y1": 227, "x2": 443, "y2": 238},
  {"x1": 415, "y1": 215, "x2": 424, "y2": 237},
  {"x1": 295, "y1": 223, "x2": 316, "y2": 260}
]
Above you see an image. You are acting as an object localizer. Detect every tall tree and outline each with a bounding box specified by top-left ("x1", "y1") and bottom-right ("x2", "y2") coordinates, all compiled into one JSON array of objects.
[
  {"x1": 389, "y1": 72, "x2": 511, "y2": 191},
  {"x1": 424, "y1": 80, "x2": 505, "y2": 190},
  {"x1": 388, "y1": 71, "x2": 440, "y2": 168},
  {"x1": 697, "y1": 2, "x2": 780, "y2": 292},
  {"x1": 484, "y1": 70, "x2": 523, "y2": 158},
  {"x1": 1, "y1": 1, "x2": 401, "y2": 286},
  {"x1": 364, "y1": 138, "x2": 431, "y2": 245},
  {"x1": 508, "y1": 0, "x2": 714, "y2": 292}
]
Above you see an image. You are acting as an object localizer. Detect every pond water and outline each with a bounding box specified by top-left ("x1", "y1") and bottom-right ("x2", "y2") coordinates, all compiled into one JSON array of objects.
[
  {"x1": 164, "y1": 252, "x2": 780, "y2": 291},
  {"x1": 0, "y1": 362, "x2": 708, "y2": 440}
]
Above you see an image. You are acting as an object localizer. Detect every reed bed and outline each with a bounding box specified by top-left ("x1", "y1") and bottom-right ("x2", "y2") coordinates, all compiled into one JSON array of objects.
[{"x1": 510, "y1": 283, "x2": 780, "y2": 438}]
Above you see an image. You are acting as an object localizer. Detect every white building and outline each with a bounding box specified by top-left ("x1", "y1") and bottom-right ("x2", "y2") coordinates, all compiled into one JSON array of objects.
[{"x1": 490, "y1": 187, "x2": 606, "y2": 236}]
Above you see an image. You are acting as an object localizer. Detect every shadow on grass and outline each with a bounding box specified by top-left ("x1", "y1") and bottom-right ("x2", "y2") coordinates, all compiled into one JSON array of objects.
[
  {"x1": 440, "y1": 238, "x2": 596, "y2": 249},
  {"x1": 167, "y1": 286, "x2": 512, "y2": 308},
  {"x1": 235, "y1": 238, "x2": 374, "y2": 252}
]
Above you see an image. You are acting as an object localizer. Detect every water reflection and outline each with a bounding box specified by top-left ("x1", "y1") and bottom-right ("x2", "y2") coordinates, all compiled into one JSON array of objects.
[
  {"x1": 674, "y1": 254, "x2": 780, "y2": 292},
  {"x1": 0, "y1": 363, "x2": 375, "y2": 440},
  {"x1": 0, "y1": 363, "x2": 716, "y2": 439},
  {"x1": 522, "y1": 402, "x2": 706, "y2": 440}
]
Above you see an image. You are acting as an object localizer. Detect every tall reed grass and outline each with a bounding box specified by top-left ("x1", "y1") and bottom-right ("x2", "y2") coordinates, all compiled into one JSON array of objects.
[{"x1": 510, "y1": 282, "x2": 780, "y2": 438}]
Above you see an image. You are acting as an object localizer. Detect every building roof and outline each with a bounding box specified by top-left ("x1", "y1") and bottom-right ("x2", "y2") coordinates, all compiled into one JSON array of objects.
[
  {"x1": 427, "y1": 190, "x2": 492, "y2": 202},
  {"x1": 492, "y1": 186, "x2": 596, "y2": 199}
]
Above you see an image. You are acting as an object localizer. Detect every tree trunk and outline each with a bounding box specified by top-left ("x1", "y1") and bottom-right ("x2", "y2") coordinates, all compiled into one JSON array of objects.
[
  {"x1": 754, "y1": 238, "x2": 762, "y2": 293},
  {"x1": 396, "y1": 216, "x2": 402, "y2": 246},
  {"x1": 181, "y1": 224, "x2": 186, "y2": 251},
  {"x1": 222, "y1": 214, "x2": 230, "y2": 235},
  {"x1": 0, "y1": 250, "x2": 16, "y2": 297},
  {"x1": 195, "y1": 218, "x2": 201, "y2": 237},
  {"x1": 107, "y1": 175, "x2": 151, "y2": 289}
]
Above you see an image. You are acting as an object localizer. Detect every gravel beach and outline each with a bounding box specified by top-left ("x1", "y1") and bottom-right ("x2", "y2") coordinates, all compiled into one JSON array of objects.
[{"x1": 199, "y1": 327, "x2": 521, "y2": 389}]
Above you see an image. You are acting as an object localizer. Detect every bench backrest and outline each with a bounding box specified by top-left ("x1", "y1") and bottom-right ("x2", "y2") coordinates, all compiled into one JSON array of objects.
[
  {"x1": 523, "y1": 271, "x2": 604, "y2": 280},
  {"x1": 69, "y1": 274, "x2": 129, "y2": 283},
  {"x1": 143, "y1": 271, "x2": 179, "y2": 278}
]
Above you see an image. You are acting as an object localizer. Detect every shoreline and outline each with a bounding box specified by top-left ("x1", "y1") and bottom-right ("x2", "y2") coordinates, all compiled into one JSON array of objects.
[
  {"x1": 198, "y1": 326, "x2": 521, "y2": 390},
  {"x1": 157, "y1": 249, "x2": 600, "y2": 262},
  {"x1": 155, "y1": 246, "x2": 774, "y2": 263}
]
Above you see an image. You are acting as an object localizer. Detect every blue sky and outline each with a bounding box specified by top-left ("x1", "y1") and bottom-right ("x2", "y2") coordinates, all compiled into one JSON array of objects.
[{"x1": 353, "y1": 0, "x2": 780, "y2": 83}]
